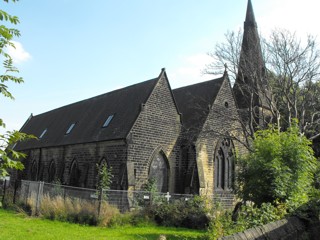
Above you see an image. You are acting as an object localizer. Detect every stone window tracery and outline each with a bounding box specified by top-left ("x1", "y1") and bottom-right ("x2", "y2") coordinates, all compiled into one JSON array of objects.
[{"x1": 214, "y1": 138, "x2": 234, "y2": 191}]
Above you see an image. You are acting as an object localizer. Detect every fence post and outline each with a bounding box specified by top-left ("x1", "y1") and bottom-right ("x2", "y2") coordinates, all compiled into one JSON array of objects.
[
  {"x1": 25, "y1": 181, "x2": 29, "y2": 206},
  {"x1": 1, "y1": 179, "x2": 6, "y2": 206},
  {"x1": 13, "y1": 180, "x2": 19, "y2": 204},
  {"x1": 35, "y1": 181, "x2": 44, "y2": 216},
  {"x1": 97, "y1": 188, "x2": 103, "y2": 218}
]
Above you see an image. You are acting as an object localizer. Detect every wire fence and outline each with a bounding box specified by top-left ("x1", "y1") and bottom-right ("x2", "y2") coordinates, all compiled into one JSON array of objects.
[
  {"x1": 1, "y1": 180, "x2": 235, "y2": 214},
  {"x1": 9, "y1": 180, "x2": 196, "y2": 213}
]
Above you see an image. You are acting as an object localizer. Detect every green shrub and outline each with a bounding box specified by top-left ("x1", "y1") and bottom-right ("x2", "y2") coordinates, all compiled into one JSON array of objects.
[
  {"x1": 207, "y1": 202, "x2": 288, "y2": 239},
  {"x1": 236, "y1": 122, "x2": 317, "y2": 209},
  {"x1": 143, "y1": 196, "x2": 211, "y2": 229}
]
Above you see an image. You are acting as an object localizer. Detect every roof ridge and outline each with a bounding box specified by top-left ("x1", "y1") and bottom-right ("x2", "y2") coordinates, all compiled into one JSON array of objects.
[{"x1": 173, "y1": 76, "x2": 224, "y2": 91}]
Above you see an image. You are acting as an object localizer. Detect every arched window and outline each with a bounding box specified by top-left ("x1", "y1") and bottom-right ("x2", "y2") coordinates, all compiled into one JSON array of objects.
[
  {"x1": 48, "y1": 160, "x2": 56, "y2": 183},
  {"x1": 30, "y1": 160, "x2": 38, "y2": 181},
  {"x1": 69, "y1": 160, "x2": 80, "y2": 187},
  {"x1": 148, "y1": 151, "x2": 169, "y2": 192},
  {"x1": 214, "y1": 138, "x2": 234, "y2": 191}
]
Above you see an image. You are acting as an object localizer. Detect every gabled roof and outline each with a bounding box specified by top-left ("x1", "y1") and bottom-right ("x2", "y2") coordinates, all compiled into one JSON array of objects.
[
  {"x1": 173, "y1": 76, "x2": 225, "y2": 139},
  {"x1": 15, "y1": 76, "x2": 159, "y2": 150}
]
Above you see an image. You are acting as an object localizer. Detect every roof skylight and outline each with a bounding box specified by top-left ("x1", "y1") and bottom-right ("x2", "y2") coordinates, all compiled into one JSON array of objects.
[
  {"x1": 39, "y1": 129, "x2": 47, "y2": 139},
  {"x1": 102, "y1": 115, "x2": 114, "y2": 128},
  {"x1": 65, "y1": 123, "x2": 76, "y2": 135}
]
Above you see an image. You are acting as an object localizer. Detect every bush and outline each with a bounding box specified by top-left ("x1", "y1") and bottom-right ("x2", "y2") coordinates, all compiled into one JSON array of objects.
[
  {"x1": 143, "y1": 196, "x2": 211, "y2": 229},
  {"x1": 207, "y1": 202, "x2": 287, "y2": 239},
  {"x1": 235, "y1": 122, "x2": 317, "y2": 209}
]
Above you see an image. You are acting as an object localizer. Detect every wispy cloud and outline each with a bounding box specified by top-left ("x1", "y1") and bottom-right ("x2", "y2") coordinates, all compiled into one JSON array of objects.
[{"x1": 7, "y1": 41, "x2": 31, "y2": 64}]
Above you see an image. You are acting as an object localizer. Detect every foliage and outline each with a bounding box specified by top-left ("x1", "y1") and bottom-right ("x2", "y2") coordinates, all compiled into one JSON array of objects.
[
  {"x1": 0, "y1": 208, "x2": 206, "y2": 240},
  {"x1": 142, "y1": 196, "x2": 211, "y2": 230},
  {"x1": 96, "y1": 162, "x2": 113, "y2": 201},
  {"x1": 207, "y1": 202, "x2": 287, "y2": 239},
  {"x1": 235, "y1": 122, "x2": 317, "y2": 209},
  {"x1": 109, "y1": 209, "x2": 156, "y2": 227},
  {"x1": 142, "y1": 178, "x2": 164, "y2": 206},
  {"x1": 96, "y1": 163, "x2": 113, "y2": 192},
  {"x1": 0, "y1": 0, "x2": 35, "y2": 177}
]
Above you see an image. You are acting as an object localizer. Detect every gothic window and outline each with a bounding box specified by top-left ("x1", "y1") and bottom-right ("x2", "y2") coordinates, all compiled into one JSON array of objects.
[
  {"x1": 30, "y1": 160, "x2": 38, "y2": 181},
  {"x1": 214, "y1": 138, "x2": 234, "y2": 191},
  {"x1": 69, "y1": 160, "x2": 80, "y2": 187},
  {"x1": 48, "y1": 160, "x2": 56, "y2": 183},
  {"x1": 149, "y1": 151, "x2": 169, "y2": 192}
]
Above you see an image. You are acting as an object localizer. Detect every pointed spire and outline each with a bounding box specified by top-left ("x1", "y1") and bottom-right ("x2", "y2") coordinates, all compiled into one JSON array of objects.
[
  {"x1": 233, "y1": 0, "x2": 268, "y2": 111},
  {"x1": 245, "y1": 0, "x2": 257, "y2": 28}
]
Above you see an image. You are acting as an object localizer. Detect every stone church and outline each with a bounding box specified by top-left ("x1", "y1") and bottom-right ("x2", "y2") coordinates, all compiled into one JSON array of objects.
[{"x1": 12, "y1": 0, "x2": 264, "y2": 204}]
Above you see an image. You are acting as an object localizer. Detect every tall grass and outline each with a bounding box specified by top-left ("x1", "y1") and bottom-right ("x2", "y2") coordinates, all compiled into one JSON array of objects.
[{"x1": 25, "y1": 194, "x2": 120, "y2": 226}]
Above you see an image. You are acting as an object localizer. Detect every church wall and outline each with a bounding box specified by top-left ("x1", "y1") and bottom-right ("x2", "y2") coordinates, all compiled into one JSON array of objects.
[
  {"x1": 127, "y1": 74, "x2": 181, "y2": 192},
  {"x1": 20, "y1": 140, "x2": 127, "y2": 189},
  {"x1": 196, "y1": 78, "x2": 243, "y2": 197}
]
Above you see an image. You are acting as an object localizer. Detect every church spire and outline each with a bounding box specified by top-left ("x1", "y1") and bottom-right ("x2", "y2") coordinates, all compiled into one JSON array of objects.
[
  {"x1": 233, "y1": 0, "x2": 267, "y2": 111},
  {"x1": 245, "y1": 0, "x2": 257, "y2": 28}
]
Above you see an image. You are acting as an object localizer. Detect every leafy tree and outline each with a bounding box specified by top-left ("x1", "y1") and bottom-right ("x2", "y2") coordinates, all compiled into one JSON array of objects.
[
  {"x1": 0, "y1": 0, "x2": 34, "y2": 177},
  {"x1": 235, "y1": 121, "x2": 317, "y2": 209}
]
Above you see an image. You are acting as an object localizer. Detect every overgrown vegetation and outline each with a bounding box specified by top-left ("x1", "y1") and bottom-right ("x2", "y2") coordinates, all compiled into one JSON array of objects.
[
  {"x1": 19, "y1": 194, "x2": 120, "y2": 226},
  {"x1": 143, "y1": 196, "x2": 211, "y2": 229},
  {"x1": 236, "y1": 122, "x2": 317, "y2": 210}
]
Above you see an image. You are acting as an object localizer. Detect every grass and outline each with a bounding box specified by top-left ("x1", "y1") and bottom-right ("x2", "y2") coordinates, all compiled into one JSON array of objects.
[{"x1": 0, "y1": 208, "x2": 207, "y2": 240}]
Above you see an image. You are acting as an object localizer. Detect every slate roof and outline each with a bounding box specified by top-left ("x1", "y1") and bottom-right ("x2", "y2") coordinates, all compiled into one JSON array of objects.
[
  {"x1": 173, "y1": 76, "x2": 225, "y2": 139},
  {"x1": 15, "y1": 77, "x2": 159, "y2": 150}
]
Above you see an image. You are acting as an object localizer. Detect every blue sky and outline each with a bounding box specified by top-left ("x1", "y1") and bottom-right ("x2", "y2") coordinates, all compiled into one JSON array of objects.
[{"x1": 1, "y1": 0, "x2": 320, "y2": 133}]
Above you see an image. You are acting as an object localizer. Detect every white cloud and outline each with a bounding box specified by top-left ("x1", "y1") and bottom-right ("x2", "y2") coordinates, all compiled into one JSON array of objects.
[
  {"x1": 169, "y1": 53, "x2": 218, "y2": 89},
  {"x1": 7, "y1": 41, "x2": 31, "y2": 63}
]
